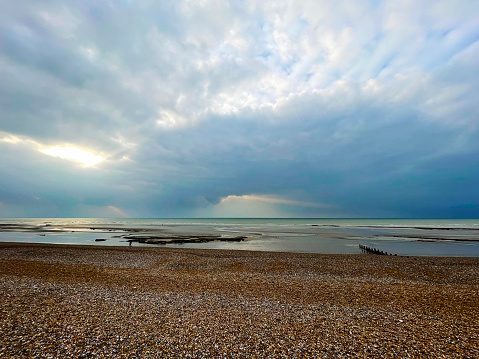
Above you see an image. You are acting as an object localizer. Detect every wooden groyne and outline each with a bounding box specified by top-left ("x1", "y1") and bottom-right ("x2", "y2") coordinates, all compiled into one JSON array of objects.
[{"x1": 359, "y1": 244, "x2": 397, "y2": 256}]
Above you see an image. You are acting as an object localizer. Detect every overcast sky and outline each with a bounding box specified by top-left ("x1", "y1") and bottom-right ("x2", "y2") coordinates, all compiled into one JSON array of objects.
[{"x1": 1, "y1": 0, "x2": 479, "y2": 218}]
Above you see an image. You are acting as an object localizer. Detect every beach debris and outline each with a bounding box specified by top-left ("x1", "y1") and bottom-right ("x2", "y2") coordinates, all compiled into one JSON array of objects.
[{"x1": 359, "y1": 244, "x2": 397, "y2": 256}]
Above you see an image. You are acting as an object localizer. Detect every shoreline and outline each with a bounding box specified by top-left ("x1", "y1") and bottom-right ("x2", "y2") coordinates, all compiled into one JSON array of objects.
[
  {"x1": 1, "y1": 242, "x2": 478, "y2": 357},
  {"x1": 0, "y1": 240, "x2": 476, "y2": 257},
  {"x1": 2, "y1": 220, "x2": 479, "y2": 257}
]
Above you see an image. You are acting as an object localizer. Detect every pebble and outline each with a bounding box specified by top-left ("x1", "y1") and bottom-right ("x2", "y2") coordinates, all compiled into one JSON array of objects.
[{"x1": 0, "y1": 243, "x2": 478, "y2": 357}]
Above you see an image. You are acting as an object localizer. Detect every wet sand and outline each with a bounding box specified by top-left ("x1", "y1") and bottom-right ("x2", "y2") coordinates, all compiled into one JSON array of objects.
[
  {"x1": 2, "y1": 221, "x2": 479, "y2": 256},
  {"x1": 0, "y1": 242, "x2": 478, "y2": 357}
]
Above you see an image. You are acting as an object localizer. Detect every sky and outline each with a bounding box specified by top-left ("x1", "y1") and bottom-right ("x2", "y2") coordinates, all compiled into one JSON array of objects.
[{"x1": 1, "y1": 0, "x2": 479, "y2": 218}]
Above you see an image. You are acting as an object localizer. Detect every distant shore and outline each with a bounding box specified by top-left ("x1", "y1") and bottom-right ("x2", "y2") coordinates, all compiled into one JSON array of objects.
[{"x1": 0, "y1": 242, "x2": 478, "y2": 357}]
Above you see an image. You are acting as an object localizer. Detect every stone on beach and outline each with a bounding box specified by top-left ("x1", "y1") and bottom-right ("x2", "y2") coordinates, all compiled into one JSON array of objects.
[{"x1": 0, "y1": 243, "x2": 478, "y2": 358}]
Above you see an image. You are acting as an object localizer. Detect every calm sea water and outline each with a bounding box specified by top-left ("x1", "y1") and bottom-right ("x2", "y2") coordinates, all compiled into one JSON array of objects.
[
  {"x1": 1, "y1": 218, "x2": 479, "y2": 257},
  {"x1": 2, "y1": 217, "x2": 479, "y2": 227}
]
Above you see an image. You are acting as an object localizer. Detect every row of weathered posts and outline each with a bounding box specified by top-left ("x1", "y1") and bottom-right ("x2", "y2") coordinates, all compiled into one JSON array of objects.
[{"x1": 359, "y1": 244, "x2": 397, "y2": 256}]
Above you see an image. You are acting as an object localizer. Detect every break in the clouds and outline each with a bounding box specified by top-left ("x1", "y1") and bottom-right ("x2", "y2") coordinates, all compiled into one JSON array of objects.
[{"x1": 1, "y1": 0, "x2": 479, "y2": 218}]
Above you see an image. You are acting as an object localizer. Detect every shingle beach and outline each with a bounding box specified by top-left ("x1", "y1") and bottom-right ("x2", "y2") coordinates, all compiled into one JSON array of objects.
[{"x1": 0, "y1": 242, "x2": 478, "y2": 358}]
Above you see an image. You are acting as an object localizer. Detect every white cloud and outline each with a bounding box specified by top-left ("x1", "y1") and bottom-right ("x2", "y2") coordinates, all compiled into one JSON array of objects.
[{"x1": 0, "y1": 133, "x2": 22, "y2": 144}]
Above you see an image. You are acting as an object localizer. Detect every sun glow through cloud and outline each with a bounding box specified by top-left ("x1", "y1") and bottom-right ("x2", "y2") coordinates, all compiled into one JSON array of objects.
[
  {"x1": 106, "y1": 205, "x2": 129, "y2": 217},
  {"x1": 40, "y1": 146, "x2": 104, "y2": 167},
  {"x1": 221, "y1": 195, "x2": 327, "y2": 208}
]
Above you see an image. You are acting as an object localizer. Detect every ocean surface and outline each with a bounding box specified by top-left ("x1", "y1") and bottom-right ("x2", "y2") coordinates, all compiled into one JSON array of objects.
[{"x1": 1, "y1": 218, "x2": 479, "y2": 257}]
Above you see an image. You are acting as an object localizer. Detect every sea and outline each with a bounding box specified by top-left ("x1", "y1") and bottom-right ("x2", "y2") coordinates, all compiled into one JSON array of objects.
[{"x1": 1, "y1": 218, "x2": 479, "y2": 257}]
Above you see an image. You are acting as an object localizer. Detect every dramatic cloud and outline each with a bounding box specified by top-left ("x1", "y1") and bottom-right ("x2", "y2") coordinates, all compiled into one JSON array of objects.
[{"x1": 0, "y1": 0, "x2": 478, "y2": 218}]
